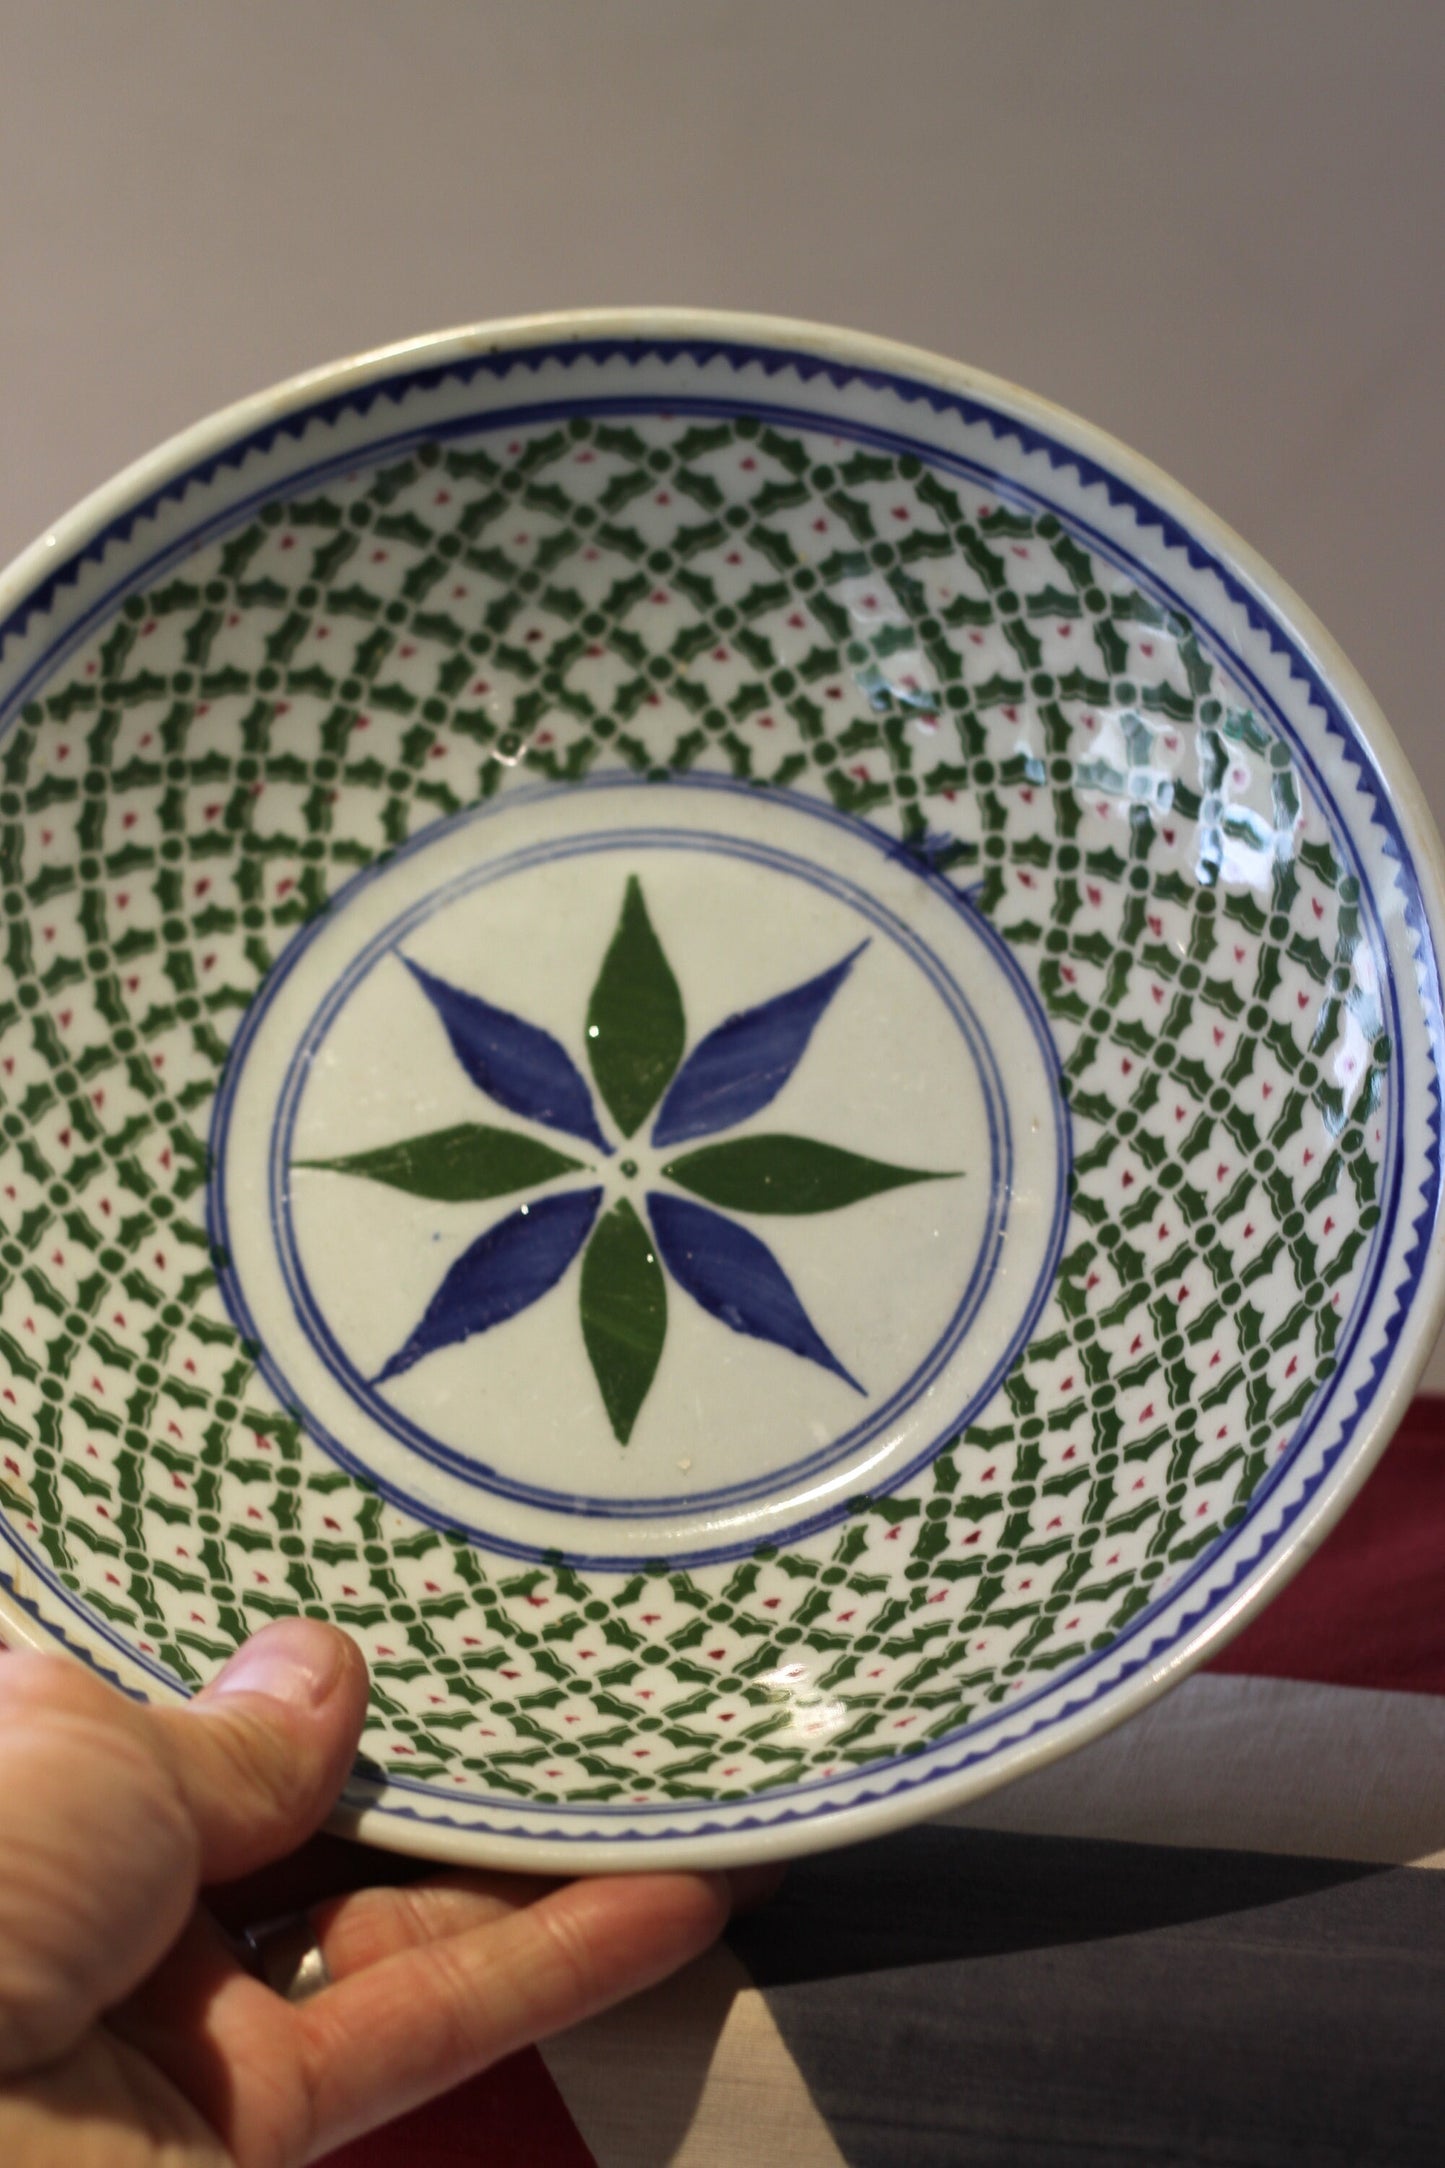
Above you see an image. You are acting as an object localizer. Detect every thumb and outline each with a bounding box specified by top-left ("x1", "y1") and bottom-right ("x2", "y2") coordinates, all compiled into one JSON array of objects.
[
  {"x1": 0, "y1": 1622, "x2": 367, "y2": 2079},
  {"x1": 158, "y1": 1617, "x2": 371, "y2": 1882}
]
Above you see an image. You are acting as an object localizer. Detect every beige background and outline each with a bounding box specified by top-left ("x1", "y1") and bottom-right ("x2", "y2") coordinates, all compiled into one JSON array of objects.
[{"x1": 2, "y1": 0, "x2": 1442, "y2": 1380}]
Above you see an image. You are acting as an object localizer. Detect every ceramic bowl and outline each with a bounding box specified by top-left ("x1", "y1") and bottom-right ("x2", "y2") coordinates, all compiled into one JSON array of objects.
[{"x1": 1, "y1": 311, "x2": 1441, "y2": 1870}]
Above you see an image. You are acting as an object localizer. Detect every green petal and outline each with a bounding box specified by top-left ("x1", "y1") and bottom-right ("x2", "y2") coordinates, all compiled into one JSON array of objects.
[
  {"x1": 661, "y1": 1133, "x2": 958, "y2": 1214},
  {"x1": 579, "y1": 1198, "x2": 667, "y2": 1445},
  {"x1": 585, "y1": 877, "x2": 686, "y2": 1138},
  {"x1": 297, "y1": 1123, "x2": 584, "y2": 1202}
]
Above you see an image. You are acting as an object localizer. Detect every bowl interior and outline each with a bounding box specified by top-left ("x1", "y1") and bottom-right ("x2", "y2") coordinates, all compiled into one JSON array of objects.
[{"x1": 0, "y1": 319, "x2": 1438, "y2": 1866}]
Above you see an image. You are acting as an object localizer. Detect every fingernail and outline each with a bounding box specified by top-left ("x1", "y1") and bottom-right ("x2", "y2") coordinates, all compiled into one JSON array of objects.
[{"x1": 205, "y1": 1620, "x2": 346, "y2": 1712}]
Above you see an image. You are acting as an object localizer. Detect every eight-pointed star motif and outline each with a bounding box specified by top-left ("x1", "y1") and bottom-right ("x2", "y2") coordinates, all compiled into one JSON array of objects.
[{"x1": 301, "y1": 879, "x2": 957, "y2": 1443}]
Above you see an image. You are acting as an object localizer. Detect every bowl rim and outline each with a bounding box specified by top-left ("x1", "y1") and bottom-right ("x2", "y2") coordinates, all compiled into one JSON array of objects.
[{"x1": 2, "y1": 307, "x2": 1443, "y2": 1870}]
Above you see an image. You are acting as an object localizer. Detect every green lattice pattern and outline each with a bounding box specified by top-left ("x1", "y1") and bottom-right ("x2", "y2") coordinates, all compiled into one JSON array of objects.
[{"x1": 0, "y1": 414, "x2": 1389, "y2": 1803}]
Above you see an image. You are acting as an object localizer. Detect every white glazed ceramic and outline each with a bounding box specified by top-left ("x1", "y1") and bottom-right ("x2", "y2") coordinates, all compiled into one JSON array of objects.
[{"x1": 0, "y1": 312, "x2": 1441, "y2": 1870}]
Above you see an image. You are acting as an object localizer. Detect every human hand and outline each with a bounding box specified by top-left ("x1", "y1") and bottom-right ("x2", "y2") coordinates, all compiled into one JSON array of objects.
[{"x1": 0, "y1": 1622, "x2": 739, "y2": 2165}]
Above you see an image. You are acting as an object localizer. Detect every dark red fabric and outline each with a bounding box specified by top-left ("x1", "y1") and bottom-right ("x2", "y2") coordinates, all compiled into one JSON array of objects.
[
  {"x1": 1208, "y1": 1394, "x2": 1445, "y2": 1695},
  {"x1": 317, "y1": 2046, "x2": 597, "y2": 2167}
]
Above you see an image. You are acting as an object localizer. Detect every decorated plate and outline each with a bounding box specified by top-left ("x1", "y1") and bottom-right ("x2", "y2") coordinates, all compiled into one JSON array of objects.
[{"x1": 0, "y1": 312, "x2": 1441, "y2": 1870}]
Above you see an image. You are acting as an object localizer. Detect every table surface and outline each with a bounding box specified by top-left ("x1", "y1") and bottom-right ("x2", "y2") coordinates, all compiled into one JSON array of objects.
[{"x1": 3, "y1": 9, "x2": 1444, "y2": 2160}]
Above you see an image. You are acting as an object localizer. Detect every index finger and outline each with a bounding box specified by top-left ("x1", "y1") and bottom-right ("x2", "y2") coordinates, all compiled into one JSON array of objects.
[
  {"x1": 293, "y1": 1871, "x2": 731, "y2": 2161},
  {"x1": 114, "y1": 1868, "x2": 732, "y2": 2165}
]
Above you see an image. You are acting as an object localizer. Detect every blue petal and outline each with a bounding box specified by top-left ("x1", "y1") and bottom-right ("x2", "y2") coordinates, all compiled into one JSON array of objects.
[
  {"x1": 651, "y1": 943, "x2": 867, "y2": 1148},
  {"x1": 403, "y1": 958, "x2": 611, "y2": 1153},
  {"x1": 646, "y1": 1190, "x2": 863, "y2": 1393},
  {"x1": 375, "y1": 1187, "x2": 602, "y2": 1385}
]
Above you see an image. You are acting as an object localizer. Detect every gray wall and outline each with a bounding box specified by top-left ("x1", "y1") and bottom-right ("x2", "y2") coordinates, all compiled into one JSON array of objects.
[{"x1": 4, "y1": 0, "x2": 1443, "y2": 1380}]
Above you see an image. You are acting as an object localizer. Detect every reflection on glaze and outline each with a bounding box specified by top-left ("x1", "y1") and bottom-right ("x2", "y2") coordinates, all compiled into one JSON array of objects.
[
  {"x1": 762, "y1": 1660, "x2": 850, "y2": 1744},
  {"x1": 853, "y1": 590, "x2": 1386, "y2": 1142}
]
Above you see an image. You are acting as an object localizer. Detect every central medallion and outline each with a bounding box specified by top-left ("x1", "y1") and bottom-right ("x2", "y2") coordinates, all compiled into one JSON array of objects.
[
  {"x1": 307, "y1": 874, "x2": 955, "y2": 1439},
  {"x1": 213, "y1": 777, "x2": 1069, "y2": 1564}
]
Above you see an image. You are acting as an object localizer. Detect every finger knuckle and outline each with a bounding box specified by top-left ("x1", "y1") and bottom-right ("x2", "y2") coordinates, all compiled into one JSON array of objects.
[
  {"x1": 533, "y1": 1899, "x2": 605, "y2": 2014},
  {"x1": 0, "y1": 1942, "x2": 79, "y2": 2074},
  {"x1": 0, "y1": 1734, "x2": 194, "y2": 2076},
  {"x1": 412, "y1": 1935, "x2": 486, "y2": 2073},
  {"x1": 198, "y1": 1706, "x2": 308, "y2": 1827}
]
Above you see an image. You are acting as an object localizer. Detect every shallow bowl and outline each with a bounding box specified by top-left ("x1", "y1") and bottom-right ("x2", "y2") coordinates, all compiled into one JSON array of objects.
[{"x1": 1, "y1": 311, "x2": 1441, "y2": 1869}]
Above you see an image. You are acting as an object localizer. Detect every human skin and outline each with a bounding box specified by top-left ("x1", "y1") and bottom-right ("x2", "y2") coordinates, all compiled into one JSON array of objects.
[{"x1": 0, "y1": 1619, "x2": 744, "y2": 2165}]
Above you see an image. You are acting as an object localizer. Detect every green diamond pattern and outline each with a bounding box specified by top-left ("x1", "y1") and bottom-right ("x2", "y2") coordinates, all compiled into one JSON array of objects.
[{"x1": 0, "y1": 413, "x2": 1390, "y2": 1804}]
